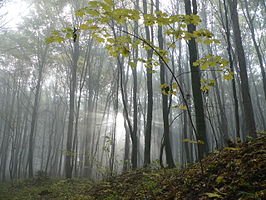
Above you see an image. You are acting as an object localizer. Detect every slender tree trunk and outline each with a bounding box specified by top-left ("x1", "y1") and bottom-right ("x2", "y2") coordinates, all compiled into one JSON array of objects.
[
  {"x1": 28, "y1": 45, "x2": 48, "y2": 178},
  {"x1": 156, "y1": 0, "x2": 175, "y2": 168},
  {"x1": 184, "y1": 0, "x2": 208, "y2": 159},
  {"x1": 242, "y1": 0, "x2": 266, "y2": 101},
  {"x1": 228, "y1": 0, "x2": 256, "y2": 138},
  {"x1": 222, "y1": 0, "x2": 240, "y2": 139},
  {"x1": 143, "y1": 0, "x2": 153, "y2": 167},
  {"x1": 65, "y1": 37, "x2": 79, "y2": 179}
]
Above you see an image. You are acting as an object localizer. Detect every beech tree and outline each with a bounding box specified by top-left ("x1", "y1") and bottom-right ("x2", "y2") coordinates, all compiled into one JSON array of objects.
[{"x1": 228, "y1": 0, "x2": 256, "y2": 138}]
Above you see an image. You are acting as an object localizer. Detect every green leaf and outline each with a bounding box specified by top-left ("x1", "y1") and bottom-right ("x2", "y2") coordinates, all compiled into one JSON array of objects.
[
  {"x1": 75, "y1": 9, "x2": 86, "y2": 17},
  {"x1": 129, "y1": 62, "x2": 137, "y2": 68},
  {"x1": 86, "y1": 9, "x2": 99, "y2": 16},
  {"x1": 95, "y1": 37, "x2": 105, "y2": 43},
  {"x1": 88, "y1": 1, "x2": 99, "y2": 8},
  {"x1": 104, "y1": 0, "x2": 114, "y2": 6},
  {"x1": 80, "y1": 24, "x2": 89, "y2": 30},
  {"x1": 203, "y1": 39, "x2": 213, "y2": 45}
]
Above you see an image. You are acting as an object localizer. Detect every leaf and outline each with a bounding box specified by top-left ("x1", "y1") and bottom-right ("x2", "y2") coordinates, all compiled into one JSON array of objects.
[
  {"x1": 206, "y1": 54, "x2": 214, "y2": 59},
  {"x1": 201, "y1": 85, "x2": 210, "y2": 91},
  {"x1": 180, "y1": 106, "x2": 187, "y2": 110},
  {"x1": 224, "y1": 74, "x2": 234, "y2": 80},
  {"x1": 216, "y1": 176, "x2": 224, "y2": 184},
  {"x1": 148, "y1": 70, "x2": 156, "y2": 74},
  {"x1": 80, "y1": 24, "x2": 89, "y2": 30},
  {"x1": 203, "y1": 39, "x2": 213, "y2": 45},
  {"x1": 172, "y1": 83, "x2": 178, "y2": 89},
  {"x1": 201, "y1": 62, "x2": 209, "y2": 70},
  {"x1": 205, "y1": 192, "x2": 223, "y2": 199},
  {"x1": 193, "y1": 62, "x2": 199, "y2": 66},
  {"x1": 88, "y1": 1, "x2": 99, "y2": 8},
  {"x1": 121, "y1": 47, "x2": 130, "y2": 57},
  {"x1": 171, "y1": 91, "x2": 177, "y2": 96},
  {"x1": 160, "y1": 84, "x2": 169, "y2": 88},
  {"x1": 75, "y1": 9, "x2": 86, "y2": 17},
  {"x1": 104, "y1": 0, "x2": 114, "y2": 6},
  {"x1": 224, "y1": 147, "x2": 240, "y2": 151},
  {"x1": 182, "y1": 139, "x2": 205, "y2": 144},
  {"x1": 95, "y1": 37, "x2": 105, "y2": 43},
  {"x1": 129, "y1": 62, "x2": 137, "y2": 68},
  {"x1": 209, "y1": 61, "x2": 217, "y2": 67},
  {"x1": 86, "y1": 9, "x2": 99, "y2": 16},
  {"x1": 143, "y1": 14, "x2": 156, "y2": 26}
]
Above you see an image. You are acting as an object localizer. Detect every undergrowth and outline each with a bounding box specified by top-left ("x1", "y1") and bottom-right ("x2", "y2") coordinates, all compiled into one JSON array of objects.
[{"x1": 0, "y1": 135, "x2": 265, "y2": 200}]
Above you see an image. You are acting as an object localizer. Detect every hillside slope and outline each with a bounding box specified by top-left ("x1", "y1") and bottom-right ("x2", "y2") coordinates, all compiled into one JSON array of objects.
[{"x1": 0, "y1": 135, "x2": 265, "y2": 200}]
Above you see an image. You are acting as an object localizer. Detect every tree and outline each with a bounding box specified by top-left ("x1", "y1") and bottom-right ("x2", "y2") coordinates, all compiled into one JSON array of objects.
[
  {"x1": 228, "y1": 0, "x2": 256, "y2": 138},
  {"x1": 241, "y1": 0, "x2": 266, "y2": 101},
  {"x1": 184, "y1": 0, "x2": 208, "y2": 159},
  {"x1": 143, "y1": 0, "x2": 154, "y2": 167},
  {"x1": 28, "y1": 44, "x2": 49, "y2": 178},
  {"x1": 156, "y1": 0, "x2": 175, "y2": 168}
]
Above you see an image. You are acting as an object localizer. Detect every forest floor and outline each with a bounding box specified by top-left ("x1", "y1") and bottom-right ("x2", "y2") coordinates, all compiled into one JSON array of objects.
[{"x1": 0, "y1": 135, "x2": 266, "y2": 200}]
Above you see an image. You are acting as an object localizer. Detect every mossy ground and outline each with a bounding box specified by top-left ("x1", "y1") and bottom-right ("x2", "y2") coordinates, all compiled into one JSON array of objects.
[{"x1": 1, "y1": 135, "x2": 265, "y2": 200}]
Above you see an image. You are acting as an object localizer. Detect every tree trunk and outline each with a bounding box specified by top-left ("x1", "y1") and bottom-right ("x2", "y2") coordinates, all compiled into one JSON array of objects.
[
  {"x1": 222, "y1": 0, "x2": 240, "y2": 139},
  {"x1": 184, "y1": 0, "x2": 208, "y2": 159},
  {"x1": 143, "y1": 0, "x2": 153, "y2": 167},
  {"x1": 28, "y1": 45, "x2": 48, "y2": 178},
  {"x1": 156, "y1": 0, "x2": 175, "y2": 168},
  {"x1": 65, "y1": 37, "x2": 79, "y2": 179},
  {"x1": 228, "y1": 0, "x2": 256, "y2": 138}
]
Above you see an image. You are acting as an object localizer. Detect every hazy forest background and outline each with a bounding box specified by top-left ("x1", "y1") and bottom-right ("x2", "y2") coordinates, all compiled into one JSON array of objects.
[{"x1": 0, "y1": 0, "x2": 265, "y2": 182}]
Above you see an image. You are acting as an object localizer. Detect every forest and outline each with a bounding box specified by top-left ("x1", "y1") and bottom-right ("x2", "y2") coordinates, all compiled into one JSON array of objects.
[{"x1": 0, "y1": 0, "x2": 265, "y2": 199}]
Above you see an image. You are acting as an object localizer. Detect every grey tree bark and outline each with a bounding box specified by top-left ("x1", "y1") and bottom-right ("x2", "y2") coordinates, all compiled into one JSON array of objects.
[{"x1": 228, "y1": 0, "x2": 256, "y2": 138}]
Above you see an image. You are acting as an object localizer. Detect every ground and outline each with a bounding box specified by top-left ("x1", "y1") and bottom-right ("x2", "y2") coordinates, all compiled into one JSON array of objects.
[{"x1": 0, "y1": 135, "x2": 265, "y2": 200}]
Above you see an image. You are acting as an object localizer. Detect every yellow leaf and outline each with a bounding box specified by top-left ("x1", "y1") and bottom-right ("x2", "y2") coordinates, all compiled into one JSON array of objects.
[
  {"x1": 206, "y1": 54, "x2": 213, "y2": 59},
  {"x1": 182, "y1": 139, "x2": 205, "y2": 144},
  {"x1": 201, "y1": 85, "x2": 210, "y2": 91},
  {"x1": 224, "y1": 74, "x2": 234, "y2": 80},
  {"x1": 205, "y1": 193, "x2": 223, "y2": 199},
  {"x1": 216, "y1": 176, "x2": 224, "y2": 184},
  {"x1": 224, "y1": 147, "x2": 240, "y2": 151},
  {"x1": 193, "y1": 62, "x2": 199, "y2": 66},
  {"x1": 201, "y1": 62, "x2": 209, "y2": 70},
  {"x1": 172, "y1": 83, "x2": 178, "y2": 89},
  {"x1": 171, "y1": 91, "x2": 177, "y2": 96},
  {"x1": 180, "y1": 106, "x2": 187, "y2": 110},
  {"x1": 160, "y1": 84, "x2": 169, "y2": 88}
]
